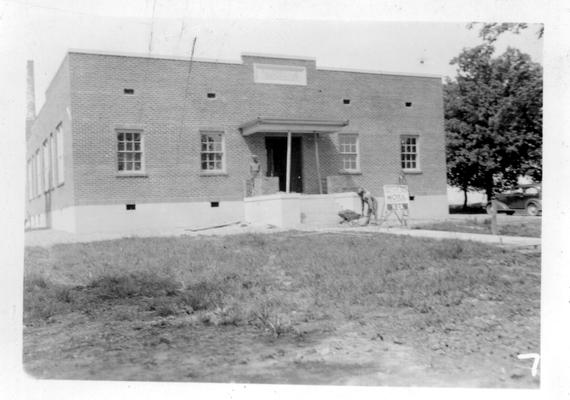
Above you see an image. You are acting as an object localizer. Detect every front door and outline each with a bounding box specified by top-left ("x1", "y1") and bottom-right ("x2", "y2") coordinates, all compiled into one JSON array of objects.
[{"x1": 265, "y1": 136, "x2": 303, "y2": 193}]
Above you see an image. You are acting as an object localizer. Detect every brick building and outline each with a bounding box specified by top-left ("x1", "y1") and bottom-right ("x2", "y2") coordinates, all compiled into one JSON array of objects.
[{"x1": 25, "y1": 50, "x2": 448, "y2": 233}]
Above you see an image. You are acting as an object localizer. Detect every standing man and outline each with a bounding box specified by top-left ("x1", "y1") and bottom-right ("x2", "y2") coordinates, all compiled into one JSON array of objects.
[
  {"x1": 357, "y1": 187, "x2": 378, "y2": 224},
  {"x1": 249, "y1": 155, "x2": 261, "y2": 195},
  {"x1": 398, "y1": 170, "x2": 408, "y2": 186}
]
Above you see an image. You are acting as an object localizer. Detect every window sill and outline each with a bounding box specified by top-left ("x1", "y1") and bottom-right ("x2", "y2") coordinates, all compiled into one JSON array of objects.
[
  {"x1": 338, "y1": 170, "x2": 362, "y2": 175},
  {"x1": 116, "y1": 173, "x2": 148, "y2": 178},
  {"x1": 200, "y1": 171, "x2": 228, "y2": 177},
  {"x1": 403, "y1": 169, "x2": 422, "y2": 174}
]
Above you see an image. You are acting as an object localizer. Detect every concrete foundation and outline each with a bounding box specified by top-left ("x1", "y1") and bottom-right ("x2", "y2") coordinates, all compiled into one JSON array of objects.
[
  {"x1": 28, "y1": 201, "x2": 244, "y2": 233},
  {"x1": 26, "y1": 192, "x2": 448, "y2": 233},
  {"x1": 245, "y1": 192, "x2": 448, "y2": 228}
]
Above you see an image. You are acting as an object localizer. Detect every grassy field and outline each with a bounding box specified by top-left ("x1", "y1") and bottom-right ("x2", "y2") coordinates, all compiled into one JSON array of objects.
[
  {"x1": 412, "y1": 217, "x2": 541, "y2": 238},
  {"x1": 23, "y1": 232, "x2": 540, "y2": 387}
]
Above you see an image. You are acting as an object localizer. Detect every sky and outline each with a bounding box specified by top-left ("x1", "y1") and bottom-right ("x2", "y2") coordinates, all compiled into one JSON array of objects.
[
  {"x1": 1, "y1": 3, "x2": 544, "y2": 111},
  {"x1": 1, "y1": 1, "x2": 569, "y2": 399}
]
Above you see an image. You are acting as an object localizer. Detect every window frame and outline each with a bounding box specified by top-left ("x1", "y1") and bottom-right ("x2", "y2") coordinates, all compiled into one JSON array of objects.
[
  {"x1": 31, "y1": 154, "x2": 36, "y2": 198},
  {"x1": 35, "y1": 149, "x2": 41, "y2": 196},
  {"x1": 116, "y1": 129, "x2": 146, "y2": 175},
  {"x1": 400, "y1": 135, "x2": 421, "y2": 172},
  {"x1": 56, "y1": 123, "x2": 65, "y2": 186},
  {"x1": 338, "y1": 133, "x2": 360, "y2": 174},
  {"x1": 27, "y1": 158, "x2": 33, "y2": 200},
  {"x1": 42, "y1": 139, "x2": 51, "y2": 192},
  {"x1": 200, "y1": 131, "x2": 226, "y2": 174},
  {"x1": 50, "y1": 132, "x2": 57, "y2": 189}
]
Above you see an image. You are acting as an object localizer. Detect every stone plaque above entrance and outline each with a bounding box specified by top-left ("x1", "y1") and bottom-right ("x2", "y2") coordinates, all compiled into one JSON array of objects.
[{"x1": 253, "y1": 63, "x2": 307, "y2": 86}]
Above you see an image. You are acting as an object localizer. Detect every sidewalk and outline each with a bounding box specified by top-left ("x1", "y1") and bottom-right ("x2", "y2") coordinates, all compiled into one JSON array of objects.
[
  {"x1": 24, "y1": 223, "x2": 287, "y2": 248},
  {"x1": 25, "y1": 222, "x2": 540, "y2": 248},
  {"x1": 299, "y1": 225, "x2": 541, "y2": 247}
]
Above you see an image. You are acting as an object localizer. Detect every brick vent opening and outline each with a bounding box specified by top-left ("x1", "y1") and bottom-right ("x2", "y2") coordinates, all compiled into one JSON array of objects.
[
  {"x1": 210, "y1": 202, "x2": 219, "y2": 207},
  {"x1": 124, "y1": 89, "x2": 135, "y2": 95},
  {"x1": 207, "y1": 92, "x2": 216, "y2": 99},
  {"x1": 405, "y1": 102, "x2": 412, "y2": 107},
  {"x1": 343, "y1": 99, "x2": 351, "y2": 104},
  {"x1": 126, "y1": 204, "x2": 136, "y2": 210}
]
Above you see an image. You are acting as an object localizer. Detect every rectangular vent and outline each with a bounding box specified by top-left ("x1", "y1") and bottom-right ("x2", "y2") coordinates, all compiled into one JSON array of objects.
[
  {"x1": 210, "y1": 202, "x2": 219, "y2": 208},
  {"x1": 126, "y1": 204, "x2": 136, "y2": 210},
  {"x1": 343, "y1": 99, "x2": 351, "y2": 105},
  {"x1": 253, "y1": 63, "x2": 307, "y2": 86},
  {"x1": 124, "y1": 89, "x2": 135, "y2": 95},
  {"x1": 405, "y1": 102, "x2": 412, "y2": 107},
  {"x1": 207, "y1": 92, "x2": 216, "y2": 99}
]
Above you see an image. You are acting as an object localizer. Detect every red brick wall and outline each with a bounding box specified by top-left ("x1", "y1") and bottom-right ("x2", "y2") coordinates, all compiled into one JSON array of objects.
[
  {"x1": 66, "y1": 51, "x2": 446, "y2": 205},
  {"x1": 26, "y1": 55, "x2": 75, "y2": 222}
]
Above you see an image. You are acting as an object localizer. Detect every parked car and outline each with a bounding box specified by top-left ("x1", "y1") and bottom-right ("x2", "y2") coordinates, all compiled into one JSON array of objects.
[{"x1": 486, "y1": 184, "x2": 542, "y2": 216}]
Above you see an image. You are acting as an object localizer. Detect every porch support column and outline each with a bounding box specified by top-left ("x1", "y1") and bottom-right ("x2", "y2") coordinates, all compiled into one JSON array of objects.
[
  {"x1": 314, "y1": 131, "x2": 323, "y2": 194},
  {"x1": 286, "y1": 130, "x2": 292, "y2": 193}
]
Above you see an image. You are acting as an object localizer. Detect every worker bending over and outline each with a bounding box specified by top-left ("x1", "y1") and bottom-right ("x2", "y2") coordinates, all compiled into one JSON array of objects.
[{"x1": 357, "y1": 187, "x2": 378, "y2": 224}]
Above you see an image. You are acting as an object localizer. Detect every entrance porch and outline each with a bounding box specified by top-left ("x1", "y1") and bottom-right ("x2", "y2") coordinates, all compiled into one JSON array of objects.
[
  {"x1": 240, "y1": 117, "x2": 349, "y2": 196},
  {"x1": 244, "y1": 191, "x2": 360, "y2": 228},
  {"x1": 240, "y1": 117, "x2": 357, "y2": 227}
]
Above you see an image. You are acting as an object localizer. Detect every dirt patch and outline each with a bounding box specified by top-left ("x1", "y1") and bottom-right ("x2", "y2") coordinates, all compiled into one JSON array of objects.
[{"x1": 24, "y1": 311, "x2": 538, "y2": 387}]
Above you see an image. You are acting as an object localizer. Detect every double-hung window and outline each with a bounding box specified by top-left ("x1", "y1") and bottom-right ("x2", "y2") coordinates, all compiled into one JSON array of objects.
[
  {"x1": 27, "y1": 159, "x2": 33, "y2": 200},
  {"x1": 200, "y1": 132, "x2": 224, "y2": 172},
  {"x1": 31, "y1": 154, "x2": 37, "y2": 198},
  {"x1": 50, "y1": 133, "x2": 57, "y2": 188},
  {"x1": 56, "y1": 124, "x2": 64, "y2": 185},
  {"x1": 339, "y1": 134, "x2": 359, "y2": 172},
  {"x1": 42, "y1": 140, "x2": 51, "y2": 191},
  {"x1": 117, "y1": 131, "x2": 143, "y2": 172},
  {"x1": 35, "y1": 149, "x2": 41, "y2": 196},
  {"x1": 400, "y1": 136, "x2": 419, "y2": 171}
]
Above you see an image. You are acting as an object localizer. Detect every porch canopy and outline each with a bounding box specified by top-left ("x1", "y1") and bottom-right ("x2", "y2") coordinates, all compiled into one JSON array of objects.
[
  {"x1": 239, "y1": 117, "x2": 349, "y2": 136},
  {"x1": 239, "y1": 117, "x2": 349, "y2": 194}
]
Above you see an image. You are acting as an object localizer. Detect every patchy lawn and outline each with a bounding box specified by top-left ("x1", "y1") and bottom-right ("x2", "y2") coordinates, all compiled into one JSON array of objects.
[
  {"x1": 23, "y1": 232, "x2": 540, "y2": 387},
  {"x1": 412, "y1": 217, "x2": 541, "y2": 238}
]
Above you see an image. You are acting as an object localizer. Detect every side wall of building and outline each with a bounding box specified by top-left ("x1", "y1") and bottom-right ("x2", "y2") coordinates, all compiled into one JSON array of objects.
[{"x1": 26, "y1": 56, "x2": 76, "y2": 231}]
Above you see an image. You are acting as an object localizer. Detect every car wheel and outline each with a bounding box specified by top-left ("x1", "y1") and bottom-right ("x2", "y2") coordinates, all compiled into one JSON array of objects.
[{"x1": 526, "y1": 202, "x2": 539, "y2": 216}]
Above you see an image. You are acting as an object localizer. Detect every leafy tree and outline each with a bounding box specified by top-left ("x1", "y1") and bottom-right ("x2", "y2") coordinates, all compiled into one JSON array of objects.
[
  {"x1": 467, "y1": 22, "x2": 544, "y2": 43},
  {"x1": 444, "y1": 44, "x2": 542, "y2": 206}
]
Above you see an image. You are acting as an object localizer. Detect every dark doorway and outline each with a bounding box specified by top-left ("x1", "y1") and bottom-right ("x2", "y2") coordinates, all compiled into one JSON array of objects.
[{"x1": 265, "y1": 136, "x2": 303, "y2": 193}]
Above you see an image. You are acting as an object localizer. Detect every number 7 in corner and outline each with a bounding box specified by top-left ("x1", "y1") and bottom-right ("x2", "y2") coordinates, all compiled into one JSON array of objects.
[{"x1": 517, "y1": 353, "x2": 540, "y2": 377}]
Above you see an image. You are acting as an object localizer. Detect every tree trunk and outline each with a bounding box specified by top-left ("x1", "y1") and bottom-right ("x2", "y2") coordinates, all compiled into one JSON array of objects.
[
  {"x1": 462, "y1": 187, "x2": 468, "y2": 211},
  {"x1": 490, "y1": 200, "x2": 498, "y2": 235},
  {"x1": 486, "y1": 187, "x2": 493, "y2": 204},
  {"x1": 485, "y1": 175, "x2": 494, "y2": 203}
]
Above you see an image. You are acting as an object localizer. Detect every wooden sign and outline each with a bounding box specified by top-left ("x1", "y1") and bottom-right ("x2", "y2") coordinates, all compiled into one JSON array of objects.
[
  {"x1": 380, "y1": 185, "x2": 410, "y2": 226},
  {"x1": 383, "y1": 185, "x2": 410, "y2": 211}
]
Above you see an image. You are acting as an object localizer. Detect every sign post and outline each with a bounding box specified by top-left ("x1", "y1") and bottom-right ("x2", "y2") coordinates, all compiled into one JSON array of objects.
[{"x1": 379, "y1": 185, "x2": 410, "y2": 226}]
